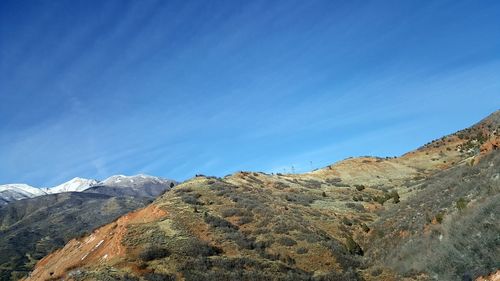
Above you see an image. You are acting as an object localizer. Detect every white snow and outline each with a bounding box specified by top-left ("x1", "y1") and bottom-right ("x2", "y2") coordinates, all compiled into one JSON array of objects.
[
  {"x1": 0, "y1": 184, "x2": 47, "y2": 202},
  {"x1": 94, "y1": 240, "x2": 104, "y2": 249},
  {"x1": 0, "y1": 184, "x2": 46, "y2": 196},
  {"x1": 46, "y1": 177, "x2": 98, "y2": 194},
  {"x1": 86, "y1": 235, "x2": 96, "y2": 244}
]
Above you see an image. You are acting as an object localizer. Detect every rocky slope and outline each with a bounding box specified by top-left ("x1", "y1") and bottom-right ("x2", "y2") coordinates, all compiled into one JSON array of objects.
[
  {"x1": 0, "y1": 176, "x2": 176, "y2": 281},
  {"x1": 26, "y1": 110, "x2": 500, "y2": 281}
]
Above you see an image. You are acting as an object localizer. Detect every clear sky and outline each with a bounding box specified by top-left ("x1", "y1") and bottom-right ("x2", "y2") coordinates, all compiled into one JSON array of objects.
[{"x1": 1, "y1": 0, "x2": 499, "y2": 187}]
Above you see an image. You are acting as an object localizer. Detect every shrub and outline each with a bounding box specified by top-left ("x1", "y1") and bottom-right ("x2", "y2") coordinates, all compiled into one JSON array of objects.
[
  {"x1": 181, "y1": 193, "x2": 203, "y2": 205},
  {"x1": 174, "y1": 187, "x2": 193, "y2": 194},
  {"x1": 301, "y1": 179, "x2": 322, "y2": 189},
  {"x1": 282, "y1": 193, "x2": 316, "y2": 206},
  {"x1": 435, "y1": 212, "x2": 444, "y2": 224},
  {"x1": 360, "y1": 223, "x2": 370, "y2": 233},
  {"x1": 204, "y1": 213, "x2": 238, "y2": 230},
  {"x1": 124, "y1": 274, "x2": 140, "y2": 281},
  {"x1": 177, "y1": 240, "x2": 222, "y2": 257},
  {"x1": 272, "y1": 222, "x2": 295, "y2": 234},
  {"x1": 371, "y1": 268, "x2": 383, "y2": 277},
  {"x1": 351, "y1": 195, "x2": 364, "y2": 202},
  {"x1": 223, "y1": 231, "x2": 255, "y2": 249},
  {"x1": 237, "y1": 216, "x2": 253, "y2": 225},
  {"x1": 390, "y1": 190, "x2": 400, "y2": 204},
  {"x1": 374, "y1": 195, "x2": 388, "y2": 205},
  {"x1": 139, "y1": 247, "x2": 170, "y2": 261},
  {"x1": 341, "y1": 217, "x2": 353, "y2": 226},
  {"x1": 326, "y1": 178, "x2": 350, "y2": 187},
  {"x1": 346, "y1": 202, "x2": 365, "y2": 212},
  {"x1": 278, "y1": 236, "x2": 297, "y2": 247},
  {"x1": 345, "y1": 236, "x2": 363, "y2": 256},
  {"x1": 143, "y1": 272, "x2": 176, "y2": 281},
  {"x1": 272, "y1": 182, "x2": 289, "y2": 190},
  {"x1": 221, "y1": 208, "x2": 241, "y2": 217},
  {"x1": 355, "y1": 185, "x2": 365, "y2": 191},
  {"x1": 296, "y1": 247, "x2": 308, "y2": 254},
  {"x1": 456, "y1": 197, "x2": 468, "y2": 211}
]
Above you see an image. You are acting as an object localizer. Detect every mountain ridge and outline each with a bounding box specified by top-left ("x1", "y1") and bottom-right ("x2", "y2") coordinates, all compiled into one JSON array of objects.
[{"x1": 0, "y1": 175, "x2": 176, "y2": 206}]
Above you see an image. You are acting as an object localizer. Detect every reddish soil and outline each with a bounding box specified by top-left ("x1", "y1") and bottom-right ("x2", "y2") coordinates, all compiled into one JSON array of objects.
[
  {"x1": 476, "y1": 270, "x2": 500, "y2": 281},
  {"x1": 26, "y1": 204, "x2": 167, "y2": 281}
]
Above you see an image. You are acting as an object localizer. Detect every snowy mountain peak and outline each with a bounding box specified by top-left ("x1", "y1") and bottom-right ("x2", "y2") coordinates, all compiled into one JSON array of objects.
[
  {"x1": 0, "y1": 183, "x2": 46, "y2": 196},
  {"x1": 0, "y1": 184, "x2": 47, "y2": 204},
  {"x1": 45, "y1": 177, "x2": 98, "y2": 194},
  {"x1": 101, "y1": 174, "x2": 172, "y2": 187},
  {"x1": 1, "y1": 174, "x2": 176, "y2": 206}
]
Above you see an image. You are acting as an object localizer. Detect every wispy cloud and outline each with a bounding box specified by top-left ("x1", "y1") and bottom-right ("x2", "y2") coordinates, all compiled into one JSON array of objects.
[{"x1": 0, "y1": 0, "x2": 499, "y2": 186}]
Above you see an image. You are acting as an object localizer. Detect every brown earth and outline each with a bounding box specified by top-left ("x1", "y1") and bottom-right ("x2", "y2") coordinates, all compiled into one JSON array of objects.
[{"x1": 28, "y1": 205, "x2": 167, "y2": 281}]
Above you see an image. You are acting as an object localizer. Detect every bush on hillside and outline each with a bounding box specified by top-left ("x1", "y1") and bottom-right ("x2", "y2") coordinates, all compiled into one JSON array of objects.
[{"x1": 139, "y1": 246, "x2": 170, "y2": 261}]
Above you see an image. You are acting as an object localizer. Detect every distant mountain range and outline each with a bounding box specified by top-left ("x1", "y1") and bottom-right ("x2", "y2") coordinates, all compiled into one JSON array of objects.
[{"x1": 0, "y1": 174, "x2": 175, "y2": 206}]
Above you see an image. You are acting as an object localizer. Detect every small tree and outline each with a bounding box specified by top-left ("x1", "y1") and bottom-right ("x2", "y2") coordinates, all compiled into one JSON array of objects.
[
  {"x1": 456, "y1": 197, "x2": 468, "y2": 211},
  {"x1": 390, "y1": 191, "x2": 400, "y2": 204}
]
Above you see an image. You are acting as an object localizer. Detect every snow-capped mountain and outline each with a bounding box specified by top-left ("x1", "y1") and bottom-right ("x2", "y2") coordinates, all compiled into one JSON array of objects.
[
  {"x1": 0, "y1": 174, "x2": 176, "y2": 205},
  {"x1": 101, "y1": 174, "x2": 172, "y2": 187},
  {"x1": 0, "y1": 184, "x2": 47, "y2": 205},
  {"x1": 43, "y1": 177, "x2": 98, "y2": 194},
  {"x1": 85, "y1": 174, "x2": 176, "y2": 198}
]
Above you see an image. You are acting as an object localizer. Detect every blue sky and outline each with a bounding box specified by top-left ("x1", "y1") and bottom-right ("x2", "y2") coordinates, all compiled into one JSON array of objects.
[{"x1": 1, "y1": 0, "x2": 499, "y2": 187}]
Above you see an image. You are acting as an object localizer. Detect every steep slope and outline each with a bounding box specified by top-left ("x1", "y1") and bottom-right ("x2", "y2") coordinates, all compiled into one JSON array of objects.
[
  {"x1": 0, "y1": 193, "x2": 149, "y2": 281},
  {"x1": 26, "y1": 110, "x2": 500, "y2": 281},
  {"x1": 365, "y1": 150, "x2": 500, "y2": 280}
]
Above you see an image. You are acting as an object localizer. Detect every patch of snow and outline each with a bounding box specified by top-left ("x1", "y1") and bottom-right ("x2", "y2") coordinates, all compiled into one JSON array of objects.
[{"x1": 95, "y1": 239, "x2": 104, "y2": 249}]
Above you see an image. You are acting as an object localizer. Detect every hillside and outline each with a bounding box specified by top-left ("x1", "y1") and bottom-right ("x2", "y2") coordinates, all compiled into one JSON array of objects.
[
  {"x1": 0, "y1": 176, "x2": 175, "y2": 281},
  {"x1": 26, "y1": 111, "x2": 500, "y2": 281},
  {"x1": 0, "y1": 193, "x2": 149, "y2": 281}
]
